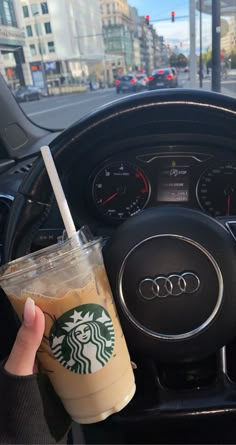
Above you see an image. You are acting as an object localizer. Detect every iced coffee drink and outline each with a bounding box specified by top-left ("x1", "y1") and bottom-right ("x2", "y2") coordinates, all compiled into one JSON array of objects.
[{"x1": 0, "y1": 235, "x2": 135, "y2": 424}]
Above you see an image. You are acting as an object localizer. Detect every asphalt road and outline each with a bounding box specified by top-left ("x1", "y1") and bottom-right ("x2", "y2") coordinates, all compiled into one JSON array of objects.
[
  {"x1": 19, "y1": 72, "x2": 236, "y2": 130},
  {"x1": 20, "y1": 89, "x2": 121, "y2": 129}
]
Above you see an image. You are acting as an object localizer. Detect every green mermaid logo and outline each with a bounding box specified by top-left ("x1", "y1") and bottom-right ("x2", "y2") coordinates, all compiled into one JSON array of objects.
[{"x1": 49, "y1": 304, "x2": 115, "y2": 374}]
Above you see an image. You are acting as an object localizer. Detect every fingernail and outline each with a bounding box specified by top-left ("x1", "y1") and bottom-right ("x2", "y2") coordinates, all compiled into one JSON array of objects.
[
  {"x1": 131, "y1": 361, "x2": 138, "y2": 370},
  {"x1": 23, "y1": 297, "x2": 35, "y2": 327}
]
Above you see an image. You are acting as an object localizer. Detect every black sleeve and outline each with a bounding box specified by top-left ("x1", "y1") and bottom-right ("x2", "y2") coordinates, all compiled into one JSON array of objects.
[{"x1": 0, "y1": 365, "x2": 72, "y2": 444}]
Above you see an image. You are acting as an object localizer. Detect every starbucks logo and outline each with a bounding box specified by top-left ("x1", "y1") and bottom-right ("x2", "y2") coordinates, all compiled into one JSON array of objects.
[{"x1": 49, "y1": 304, "x2": 115, "y2": 374}]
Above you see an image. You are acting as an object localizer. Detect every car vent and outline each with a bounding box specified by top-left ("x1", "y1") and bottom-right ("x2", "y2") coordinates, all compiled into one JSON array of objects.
[{"x1": 11, "y1": 161, "x2": 34, "y2": 175}]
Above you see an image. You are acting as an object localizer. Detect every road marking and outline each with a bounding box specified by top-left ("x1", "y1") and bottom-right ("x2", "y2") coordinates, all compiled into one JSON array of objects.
[{"x1": 27, "y1": 93, "x2": 115, "y2": 116}]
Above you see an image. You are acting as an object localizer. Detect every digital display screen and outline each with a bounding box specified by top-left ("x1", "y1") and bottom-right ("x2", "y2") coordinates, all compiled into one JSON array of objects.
[{"x1": 157, "y1": 164, "x2": 189, "y2": 202}]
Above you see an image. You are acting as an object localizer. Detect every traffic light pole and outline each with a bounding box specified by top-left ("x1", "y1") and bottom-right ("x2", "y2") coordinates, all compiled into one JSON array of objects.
[
  {"x1": 199, "y1": 0, "x2": 203, "y2": 87},
  {"x1": 189, "y1": 0, "x2": 197, "y2": 88},
  {"x1": 212, "y1": 0, "x2": 221, "y2": 92}
]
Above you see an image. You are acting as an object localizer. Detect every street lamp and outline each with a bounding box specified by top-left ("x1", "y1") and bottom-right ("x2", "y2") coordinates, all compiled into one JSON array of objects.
[{"x1": 33, "y1": 11, "x2": 48, "y2": 94}]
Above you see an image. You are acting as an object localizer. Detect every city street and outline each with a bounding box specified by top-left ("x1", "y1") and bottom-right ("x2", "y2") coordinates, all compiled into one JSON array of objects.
[
  {"x1": 20, "y1": 73, "x2": 189, "y2": 129},
  {"x1": 20, "y1": 89, "x2": 121, "y2": 129},
  {"x1": 20, "y1": 72, "x2": 236, "y2": 130}
]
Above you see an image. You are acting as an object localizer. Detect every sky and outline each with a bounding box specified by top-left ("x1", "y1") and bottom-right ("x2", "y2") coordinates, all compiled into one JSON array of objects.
[{"x1": 128, "y1": 0, "x2": 212, "y2": 55}]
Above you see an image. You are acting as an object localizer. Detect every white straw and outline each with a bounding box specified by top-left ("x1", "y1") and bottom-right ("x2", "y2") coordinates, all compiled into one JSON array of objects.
[{"x1": 41, "y1": 145, "x2": 77, "y2": 240}]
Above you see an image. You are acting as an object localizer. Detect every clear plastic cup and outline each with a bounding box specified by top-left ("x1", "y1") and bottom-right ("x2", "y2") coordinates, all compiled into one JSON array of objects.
[{"x1": 0, "y1": 229, "x2": 135, "y2": 424}]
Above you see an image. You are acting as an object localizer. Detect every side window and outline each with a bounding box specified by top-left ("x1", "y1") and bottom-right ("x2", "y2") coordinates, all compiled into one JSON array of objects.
[
  {"x1": 29, "y1": 44, "x2": 37, "y2": 56},
  {"x1": 30, "y1": 4, "x2": 39, "y2": 15},
  {"x1": 22, "y1": 5, "x2": 29, "y2": 18},
  {"x1": 44, "y1": 22, "x2": 52, "y2": 33},
  {"x1": 41, "y1": 2, "x2": 48, "y2": 14},
  {"x1": 35, "y1": 22, "x2": 42, "y2": 35},
  {"x1": 26, "y1": 25, "x2": 33, "y2": 37},
  {"x1": 48, "y1": 41, "x2": 55, "y2": 52}
]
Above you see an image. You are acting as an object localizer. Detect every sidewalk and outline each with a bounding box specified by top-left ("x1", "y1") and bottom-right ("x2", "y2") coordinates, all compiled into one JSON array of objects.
[
  {"x1": 48, "y1": 85, "x2": 87, "y2": 96},
  {"x1": 182, "y1": 77, "x2": 236, "y2": 99}
]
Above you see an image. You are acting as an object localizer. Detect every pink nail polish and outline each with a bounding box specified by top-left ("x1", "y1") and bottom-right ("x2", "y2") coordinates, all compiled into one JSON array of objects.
[{"x1": 23, "y1": 297, "x2": 35, "y2": 326}]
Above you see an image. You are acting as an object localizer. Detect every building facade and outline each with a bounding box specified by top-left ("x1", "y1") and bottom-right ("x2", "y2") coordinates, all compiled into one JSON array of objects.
[
  {"x1": 4, "y1": 0, "x2": 104, "y2": 88},
  {"x1": 221, "y1": 16, "x2": 236, "y2": 55},
  {"x1": 0, "y1": 0, "x2": 31, "y2": 87},
  {"x1": 129, "y1": 6, "x2": 141, "y2": 70},
  {"x1": 100, "y1": 0, "x2": 133, "y2": 77}
]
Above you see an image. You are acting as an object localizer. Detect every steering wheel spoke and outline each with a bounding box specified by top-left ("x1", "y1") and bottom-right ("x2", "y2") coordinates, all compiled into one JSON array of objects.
[{"x1": 218, "y1": 217, "x2": 236, "y2": 242}]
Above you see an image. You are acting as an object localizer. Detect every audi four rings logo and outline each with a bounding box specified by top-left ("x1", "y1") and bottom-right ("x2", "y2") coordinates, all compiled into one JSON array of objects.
[{"x1": 138, "y1": 273, "x2": 200, "y2": 300}]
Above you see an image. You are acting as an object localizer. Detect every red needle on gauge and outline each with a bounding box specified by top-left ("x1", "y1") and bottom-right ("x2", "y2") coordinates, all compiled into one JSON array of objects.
[
  {"x1": 101, "y1": 192, "x2": 118, "y2": 206},
  {"x1": 227, "y1": 195, "x2": 231, "y2": 216}
]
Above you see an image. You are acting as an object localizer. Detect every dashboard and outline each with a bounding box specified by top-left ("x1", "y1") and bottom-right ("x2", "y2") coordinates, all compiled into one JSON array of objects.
[
  {"x1": 84, "y1": 149, "x2": 236, "y2": 226},
  {"x1": 1, "y1": 145, "x2": 236, "y2": 253}
]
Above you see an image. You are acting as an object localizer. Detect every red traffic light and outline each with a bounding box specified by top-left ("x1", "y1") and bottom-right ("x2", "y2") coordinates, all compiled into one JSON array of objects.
[
  {"x1": 145, "y1": 15, "x2": 150, "y2": 25},
  {"x1": 171, "y1": 11, "x2": 175, "y2": 22}
]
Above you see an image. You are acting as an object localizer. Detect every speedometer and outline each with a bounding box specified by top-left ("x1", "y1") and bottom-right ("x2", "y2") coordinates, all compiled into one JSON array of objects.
[
  {"x1": 92, "y1": 161, "x2": 150, "y2": 221},
  {"x1": 197, "y1": 161, "x2": 236, "y2": 217}
]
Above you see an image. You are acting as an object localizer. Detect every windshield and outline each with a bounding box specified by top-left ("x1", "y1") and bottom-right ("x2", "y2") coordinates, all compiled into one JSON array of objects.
[{"x1": 1, "y1": 0, "x2": 235, "y2": 129}]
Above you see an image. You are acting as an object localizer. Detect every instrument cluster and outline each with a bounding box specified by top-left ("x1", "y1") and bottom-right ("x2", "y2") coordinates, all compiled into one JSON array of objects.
[{"x1": 88, "y1": 152, "x2": 236, "y2": 224}]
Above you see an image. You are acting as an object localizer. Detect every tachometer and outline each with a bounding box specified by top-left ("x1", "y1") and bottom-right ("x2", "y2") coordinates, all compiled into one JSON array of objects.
[
  {"x1": 197, "y1": 161, "x2": 236, "y2": 217},
  {"x1": 92, "y1": 161, "x2": 150, "y2": 221}
]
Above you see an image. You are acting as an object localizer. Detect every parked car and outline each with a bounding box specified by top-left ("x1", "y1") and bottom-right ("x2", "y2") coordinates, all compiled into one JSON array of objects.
[
  {"x1": 116, "y1": 74, "x2": 142, "y2": 94},
  {"x1": 14, "y1": 85, "x2": 41, "y2": 102},
  {"x1": 148, "y1": 68, "x2": 178, "y2": 90},
  {"x1": 135, "y1": 73, "x2": 148, "y2": 89},
  {"x1": 38, "y1": 87, "x2": 48, "y2": 97}
]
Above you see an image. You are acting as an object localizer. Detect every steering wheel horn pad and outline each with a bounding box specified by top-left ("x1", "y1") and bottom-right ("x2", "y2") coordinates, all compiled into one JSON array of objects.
[{"x1": 104, "y1": 206, "x2": 236, "y2": 362}]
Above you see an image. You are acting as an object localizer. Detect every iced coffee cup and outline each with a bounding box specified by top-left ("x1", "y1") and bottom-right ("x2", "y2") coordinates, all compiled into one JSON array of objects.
[{"x1": 0, "y1": 230, "x2": 136, "y2": 424}]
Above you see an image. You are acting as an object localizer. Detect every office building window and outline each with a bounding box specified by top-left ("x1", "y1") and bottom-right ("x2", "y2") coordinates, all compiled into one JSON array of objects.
[
  {"x1": 31, "y1": 4, "x2": 39, "y2": 15},
  {"x1": 22, "y1": 5, "x2": 29, "y2": 17},
  {"x1": 0, "y1": 0, "x2": 17, "y2": 27},
  {"x1": 112, "y1": 3, "x2": 116, "y2": 12},
  {"x1": 26, "y1": 25, "x2": 33, "y2": 37},
  {"x1": 100, "y1": 4, "x2": 103, "y2": 14},
  {"x1": 3, "y1": 1, "x2": 12, "y2": 25},
  {"x1": 38, "y1": 42, "x2": 46, "y2": 54},
  {"x1": 48, "y1": 41, "x2": 55, "y2": 52},
  {"x1": 106, "y1": 4, "x2": 110, "y2": 14},
  {"x1": 30, "y1": 44, "x2": 37, "y2": 56},
  {"x1": 41, "y1": 2, "x2": 48, "y2": 14},
  {"x1": 35, "y1": 22, "x2": 42, "y2": 35},
  {"x1": 44, "y1": 22, "x2": 52, "y2": 33}
]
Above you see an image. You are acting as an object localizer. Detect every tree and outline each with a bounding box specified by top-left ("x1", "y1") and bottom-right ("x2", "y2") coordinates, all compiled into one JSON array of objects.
[
  {"x1": 177, "y1": 53, "x2": 188, "y2": 67},
  {"x1": 169, "y1": 54, "x2": 178, "y2": 66},
  {"x1": 169, "y1": 53, "x2": 188, "y2": 68}
]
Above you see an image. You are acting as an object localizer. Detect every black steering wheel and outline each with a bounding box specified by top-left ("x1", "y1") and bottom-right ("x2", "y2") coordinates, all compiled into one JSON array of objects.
[{"x1": 4, "y1": 89, "x2": 236, "y2": 432}]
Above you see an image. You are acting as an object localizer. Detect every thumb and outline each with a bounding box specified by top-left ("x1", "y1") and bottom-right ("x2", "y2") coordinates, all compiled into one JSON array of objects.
[{"x1": 4, "y1": 298, "x2": 45, "y2": 376}]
